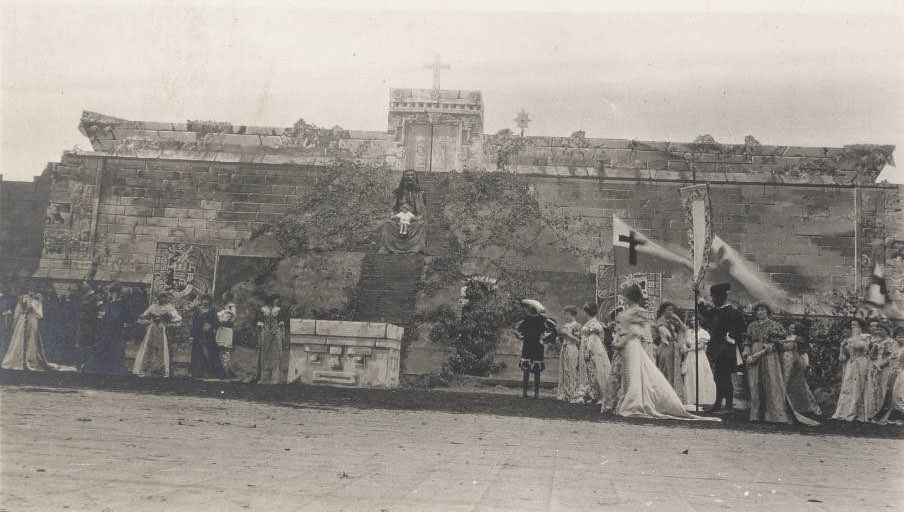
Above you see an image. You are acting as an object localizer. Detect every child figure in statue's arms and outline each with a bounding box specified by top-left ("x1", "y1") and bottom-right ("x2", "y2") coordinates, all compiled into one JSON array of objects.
[{"x1": 393, "y1": 203, "x2": 417, "y2": 236}]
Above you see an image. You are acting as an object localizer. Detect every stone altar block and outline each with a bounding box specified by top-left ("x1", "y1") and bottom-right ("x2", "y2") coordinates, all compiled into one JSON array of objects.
[{"x1": 288, "y1": 319, "x2": 402, "y2": 388}]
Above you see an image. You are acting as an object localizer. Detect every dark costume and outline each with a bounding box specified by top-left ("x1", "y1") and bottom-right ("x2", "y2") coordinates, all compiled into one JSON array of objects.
[
  {"x1": 0, "y1": 293, "x2": 17, "y2": 360},
  {"x1": 82, "y1": 296, "x2": 128, "y2": 375},
  {"x1": 74, "y1": 285, "x2": 103, "y2": 370},
  {"x1": 190, "y1": 307, "x2": 225, "y2": 379},
  {"x1": 706, "y1": 302, "x2": 746, "y2": 410},
  {"x1": 515, "y1": 313, "x2": 557, "y2": 398},
  {"x1": 379, "y1": 170, "x2": 427, "y2": 254}
]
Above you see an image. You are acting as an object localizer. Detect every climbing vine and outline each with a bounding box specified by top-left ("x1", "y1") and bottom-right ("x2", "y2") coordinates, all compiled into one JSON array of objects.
[{"x1": 250, "y1": 162, "x2": 395, "y2": 255}]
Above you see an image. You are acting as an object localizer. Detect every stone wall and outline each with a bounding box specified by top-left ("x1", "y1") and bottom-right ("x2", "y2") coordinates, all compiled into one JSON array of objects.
[
  {"x1": 2, "y1": 151, "x2": 900, "y2": 303},
  {"x1": 0, "y1": 174, "x2": 50, "y2": 278},
  {"x1": 532, "y1": 176, "x2": 898, "y2": 310}
]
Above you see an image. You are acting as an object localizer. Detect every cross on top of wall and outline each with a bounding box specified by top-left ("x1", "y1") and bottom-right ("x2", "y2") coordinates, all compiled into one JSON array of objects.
[{"x1": 424, "y1": 53, "x2": 450, "y2": 91}]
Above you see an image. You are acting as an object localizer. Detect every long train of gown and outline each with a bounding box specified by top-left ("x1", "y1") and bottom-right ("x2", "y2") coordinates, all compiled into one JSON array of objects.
[
  {"x1": 832, "y1": 334, "x2": 873, "y2": 422},
  {"x1": 779, "y1": 340, "x2": 821, "y2": 416},
  {"x1": 582, "y1": 318, "x2": 611, "y2": 404},
  {"x1": 614, "y1": 336, "x2": 719, "y2": 421},
  {"x1": 873, "y1": 345, "x2": 903, "y2": 424},
  {"x1": 556, "y1": 337, "x2": 587, "y2": 402},
  {"x1": 132, "y1": 304, "x2": 181, "y2": 378},
  {"x1": 1, "y1": 301, "x2": 73, "y2": 372}
]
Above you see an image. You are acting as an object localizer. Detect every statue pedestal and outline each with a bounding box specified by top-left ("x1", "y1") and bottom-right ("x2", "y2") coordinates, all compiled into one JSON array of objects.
[{"x1": 288, "y1": 319, "x2": 402, "y2": 388}]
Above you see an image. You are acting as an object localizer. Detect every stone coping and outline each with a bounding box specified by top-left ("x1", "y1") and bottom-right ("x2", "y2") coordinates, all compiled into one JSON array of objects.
[
  {"x1": 52, "y1": 151, "x2": 898, "y2": 188},
  {"x1": 289, "y1": 319, "x2": 404, "y2": 341}
]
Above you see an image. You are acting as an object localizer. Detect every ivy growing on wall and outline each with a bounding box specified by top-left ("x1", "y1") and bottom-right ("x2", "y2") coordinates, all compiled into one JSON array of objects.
[{"x1": 250, "y1": 162, "x2": 395, "y2": 255}]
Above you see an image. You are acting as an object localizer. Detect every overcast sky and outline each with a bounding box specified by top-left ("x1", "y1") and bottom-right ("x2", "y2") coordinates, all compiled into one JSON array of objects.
[{"x1": 1, "y1": 1, "x2": 902, "y2": 182}]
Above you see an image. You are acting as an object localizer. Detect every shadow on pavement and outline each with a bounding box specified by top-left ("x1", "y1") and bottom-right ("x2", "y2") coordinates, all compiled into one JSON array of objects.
[{"x1": 2, "y1": 369, "x2": 902, "y2": 440}]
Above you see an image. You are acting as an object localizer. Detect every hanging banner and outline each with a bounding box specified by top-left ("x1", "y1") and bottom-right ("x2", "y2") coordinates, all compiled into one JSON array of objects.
[{"x1": 678, "y1": 184, "x2": 714, "y2": 290}]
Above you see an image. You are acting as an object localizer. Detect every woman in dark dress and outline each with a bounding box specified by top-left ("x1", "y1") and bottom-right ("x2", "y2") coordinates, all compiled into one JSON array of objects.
[
  {"x1": 83, "y1": 284, "x2": 129, "y2": 375},
  {"x1": 255, "y1": 294, "x2": 287, "y2": 385}
]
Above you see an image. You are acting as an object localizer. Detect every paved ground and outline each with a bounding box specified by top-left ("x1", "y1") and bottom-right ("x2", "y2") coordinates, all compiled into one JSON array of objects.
[{"x1": 1, "y1": 384, "x2": 902, "y2": 512}]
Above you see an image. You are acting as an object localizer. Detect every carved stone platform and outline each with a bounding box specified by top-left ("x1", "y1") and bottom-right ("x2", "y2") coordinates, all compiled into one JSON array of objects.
[{"x1": 288, "y1": 319, "x2": 402, "y2": 389}]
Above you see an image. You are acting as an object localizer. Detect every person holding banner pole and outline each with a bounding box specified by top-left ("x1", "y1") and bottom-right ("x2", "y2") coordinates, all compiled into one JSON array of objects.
[{"x1": 679, "y1": 183, "x2": 715, "y2": 412}]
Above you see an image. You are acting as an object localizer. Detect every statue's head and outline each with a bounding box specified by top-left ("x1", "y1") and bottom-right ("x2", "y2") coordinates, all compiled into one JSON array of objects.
[{"x1": 400, "y1": 170, "x2": 419, "y2": 189}]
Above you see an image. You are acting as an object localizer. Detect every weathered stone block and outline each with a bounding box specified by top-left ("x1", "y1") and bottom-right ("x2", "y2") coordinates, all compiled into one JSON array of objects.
[
  {"x1": 217, "y1": 211, "x2": 258, "y2": 222},
  {"x1": 183, "y1": 209, "x2": 218, "y2": 220},
  {"x1": 145, "y1": 217, "x2": 180, "y2": 227},
  {"x1": 97, "y1": 204, "x2": 124, "y2": 215},
  {"x1": 178, "y1": 217, "x2": 208, "y2": 229},
  {"x1": 122, "y1": 206, "x2": 155, "y2": 217},
  {"x1": 230, "y1": 202, "x2": 262, "y2": 213}
]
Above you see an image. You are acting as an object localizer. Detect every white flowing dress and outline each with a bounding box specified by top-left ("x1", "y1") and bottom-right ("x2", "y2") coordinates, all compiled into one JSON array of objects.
[
  {"x1": 682, "y1": 327, "x2": 717, "y2": 409},
  {"x1": 610, "y1": 306, "x2": 720, "y2": 422}
]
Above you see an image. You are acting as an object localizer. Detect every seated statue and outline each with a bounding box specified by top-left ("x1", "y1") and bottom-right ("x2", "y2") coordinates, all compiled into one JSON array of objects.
[{"x1": 379, "y1": 170, "x2": 427, "y2": 254}]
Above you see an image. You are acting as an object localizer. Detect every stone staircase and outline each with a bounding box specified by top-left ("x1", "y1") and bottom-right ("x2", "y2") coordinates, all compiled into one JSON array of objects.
[
  {"x1": 417, "y1": 173, "x2": 456, "y2": 256},
  {"x1": 351, "y1": 173, "x2": 458, "y2": 325},
  {"x1": 353, "y1": 253, "x2": 424, "y2": 324}
]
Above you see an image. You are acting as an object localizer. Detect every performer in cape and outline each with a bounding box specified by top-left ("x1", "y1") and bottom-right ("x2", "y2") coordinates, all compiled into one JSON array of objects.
[
  {"x1": 704, "y1": 283, "x2": 746, "y2": 413},
  {"x1": 514, "y1": 299, "x2": 558, "y2": 399}
]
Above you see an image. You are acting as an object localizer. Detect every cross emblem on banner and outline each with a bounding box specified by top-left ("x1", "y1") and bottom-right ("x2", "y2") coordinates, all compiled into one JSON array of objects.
[{"x1": 619, "y1": 231, "x2": 645, "y2": 265}]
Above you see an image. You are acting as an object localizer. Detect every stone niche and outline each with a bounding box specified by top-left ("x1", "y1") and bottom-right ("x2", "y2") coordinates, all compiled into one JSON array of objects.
[{"x1": 288, "y1": 319, "x2": 402, "y2": 388}]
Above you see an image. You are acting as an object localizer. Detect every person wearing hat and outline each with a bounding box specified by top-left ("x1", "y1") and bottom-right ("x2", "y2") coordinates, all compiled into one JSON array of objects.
[
  {"x1": 514, "y1": 301, "x2": 558, "y2": 399},
  {"x1": 705, "y1": 283, "x2": 747, "y2": 413},
  {"x1": 83, "y1": 283, "x2": 129, "y2": 375}
]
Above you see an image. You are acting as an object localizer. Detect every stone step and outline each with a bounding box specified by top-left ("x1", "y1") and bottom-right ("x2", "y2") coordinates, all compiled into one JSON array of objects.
[{"x1": 352, "y1": 252, "x2": 426, "y2": 324}]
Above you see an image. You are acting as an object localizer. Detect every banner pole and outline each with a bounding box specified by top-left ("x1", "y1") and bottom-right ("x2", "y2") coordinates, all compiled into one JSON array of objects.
[{"x1": 694, "y1": 286, "x2": 700, "y2": 412}]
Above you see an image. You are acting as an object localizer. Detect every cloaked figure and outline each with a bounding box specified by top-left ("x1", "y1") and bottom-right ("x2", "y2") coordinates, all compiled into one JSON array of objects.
[
  {"x1": 379, "y1": 170, "x2": 427, "y2": 254},
  {"x1": 82, "y1": 284, "x2": 129, "y2": 375},
  {"x1": 704, "y1": 283, "x2": 746, "y2": 413}
]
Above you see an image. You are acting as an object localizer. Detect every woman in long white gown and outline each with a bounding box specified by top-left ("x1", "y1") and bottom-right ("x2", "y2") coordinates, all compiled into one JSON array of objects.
[
  {"x1": 681, "y1": 315, "x2": 717, "y2": 410},
  {"x1": 607, "y1": 285, "x2": 719, "y2": 422},
  {"x1": 1, "y1": 291, "x2": 73, "y2": 372},
  {"x1": 555, "y1": 306, "x2": 587, "y2": 403},
  {"x1": 580, "y1": 302, "x2": 611, "y2": 406},
  {"x1": 133, "y1": 293, "x2": 182, "y2": 378}
]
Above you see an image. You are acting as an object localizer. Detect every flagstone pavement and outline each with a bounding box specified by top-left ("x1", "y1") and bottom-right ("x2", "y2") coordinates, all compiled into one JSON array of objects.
[{"x1": 1, "y1": 385, "x2": 901, "y2": 512}]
